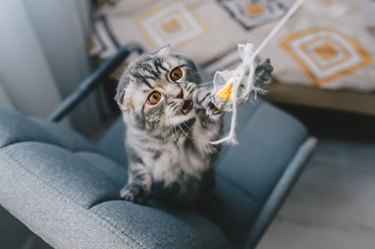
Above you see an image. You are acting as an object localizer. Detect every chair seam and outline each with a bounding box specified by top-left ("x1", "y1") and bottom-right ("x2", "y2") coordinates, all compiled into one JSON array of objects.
[
  {"x1": 244, "y1": 137, "x2": 317, "y2": 248},
  {"x1": 1, "y1": 143, "x2": 113, "y2": 208},
  {"x1": 0, "y1": 140, "x2": 97, "y2": 154},
  {"x1": 0, "y1": 151, "x2": 147, "y2": 249},
  {"x1": 0, "y1": 129, "x2": 97, "y2": 152}
]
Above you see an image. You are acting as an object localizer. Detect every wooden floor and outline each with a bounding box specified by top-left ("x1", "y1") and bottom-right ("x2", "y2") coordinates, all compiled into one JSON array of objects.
[{"x1": 258, "y1": 138, "x2": 375, "y2": 249}]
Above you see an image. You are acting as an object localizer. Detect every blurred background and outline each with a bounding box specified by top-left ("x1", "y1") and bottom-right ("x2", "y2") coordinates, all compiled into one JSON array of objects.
[{"x1": 0, "y1": 0, "x2": 374, "y2": 248}]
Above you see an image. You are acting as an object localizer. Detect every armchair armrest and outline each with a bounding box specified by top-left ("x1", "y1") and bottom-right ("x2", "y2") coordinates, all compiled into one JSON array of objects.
[{"x1": 48, "y1": 44, "x2": 144, "y2": 122}]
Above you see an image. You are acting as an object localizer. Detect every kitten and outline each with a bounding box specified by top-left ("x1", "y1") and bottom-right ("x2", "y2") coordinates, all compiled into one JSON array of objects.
[{"x1": 115, "y1": 46, "x2": 272, "y2": 205}]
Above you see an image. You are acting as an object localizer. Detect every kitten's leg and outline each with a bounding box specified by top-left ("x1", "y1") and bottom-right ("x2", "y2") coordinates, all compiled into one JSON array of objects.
[
  {"x1": 182, "y1": 82, "x2": 198, "y2": 100},
  {"x1": 120, "y1": 163, "x2": 152, "y2": 204},
  {"x1": 193, "y1": 87, "x2": 223, "y2": 121},
  {"x1": 194, "y1": 58, "x2": 273, "y2": 114},
  {"x1": 255, "y1": 58, "x2": 273, "y2": 86},
  {"x1": 192, "y1": 87, "x2": 224, "y2": 156},
  {"x1": 183, "y1": 81, "x2": 222, "y2": 121},
  {"x1": 191, "y1": 59, "x2": 273, "y2": 142}
]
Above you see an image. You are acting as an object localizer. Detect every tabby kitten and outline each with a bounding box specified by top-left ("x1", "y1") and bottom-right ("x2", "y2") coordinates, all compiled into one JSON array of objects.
[{"x1": 115, "y1": 46, "x2": 272, "y2": 205}]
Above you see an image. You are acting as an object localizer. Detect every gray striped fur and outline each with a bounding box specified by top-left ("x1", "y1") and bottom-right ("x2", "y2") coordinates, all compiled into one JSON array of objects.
[{"x1": 115, "y1": 46, "x2": 272, "y2": 206}]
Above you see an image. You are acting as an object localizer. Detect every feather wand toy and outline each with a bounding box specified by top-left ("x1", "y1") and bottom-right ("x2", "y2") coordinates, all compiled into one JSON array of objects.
[{"x1": 210, "y1": 0, "x2": 305, "y2": 145}]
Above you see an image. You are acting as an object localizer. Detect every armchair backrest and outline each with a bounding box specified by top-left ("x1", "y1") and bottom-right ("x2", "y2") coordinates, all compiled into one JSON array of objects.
[{"x1": 0, "y1": 0, "x2": 103, "y2": 136}]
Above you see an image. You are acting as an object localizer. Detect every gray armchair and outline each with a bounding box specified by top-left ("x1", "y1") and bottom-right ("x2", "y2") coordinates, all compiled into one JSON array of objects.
[
  {"x1": 0, "y1": 45, "x2": 317, "y2": 249},
  {"x1": 0, "y1": 1, "x2": 317, "y2": 247}
]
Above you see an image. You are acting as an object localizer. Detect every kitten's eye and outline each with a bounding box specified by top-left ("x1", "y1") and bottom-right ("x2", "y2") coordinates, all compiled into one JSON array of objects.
[
  {"x1": 169, "y1": 67, "x2": 183, "y2": 81},
  {"x1": 147, "y1": 91, "x2": 162, "y2": 105}
]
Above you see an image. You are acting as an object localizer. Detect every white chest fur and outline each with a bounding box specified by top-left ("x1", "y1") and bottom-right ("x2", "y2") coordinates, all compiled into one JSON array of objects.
[{"x1": 146, "y1": 139, "x2": 209, "y2": 186}]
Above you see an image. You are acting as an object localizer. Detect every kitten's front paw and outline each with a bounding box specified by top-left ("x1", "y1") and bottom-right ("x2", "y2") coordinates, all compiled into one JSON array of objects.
[
  {"x1": 255, "y1": 58, "x2": 273, "y2": 85},
  {"x1": 120, "y1": 184, "x2": 148, "y2": 204},
  {"x1": 193, "y1": 87, "x2": 212, "y2": 109},
  {"x1": 193, "y1": 88, "x2": 222, "y2": 118},
  {"x1": 184, "y1": 82, "x2": 198, "y2": 98}
]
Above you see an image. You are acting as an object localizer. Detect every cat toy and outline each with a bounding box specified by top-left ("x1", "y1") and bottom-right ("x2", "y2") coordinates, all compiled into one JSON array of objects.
[{"x1": 210, "y1": 0, "x2": 305, "y2": 145}]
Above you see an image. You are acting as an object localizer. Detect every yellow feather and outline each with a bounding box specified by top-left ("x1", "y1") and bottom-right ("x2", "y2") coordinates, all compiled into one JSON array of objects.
[{"x1": 216, "y1": 81, "x2": 233, "y2": 101}]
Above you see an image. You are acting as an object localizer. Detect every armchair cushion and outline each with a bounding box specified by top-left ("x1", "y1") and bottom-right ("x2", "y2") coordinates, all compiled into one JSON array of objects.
[
  {"x1": 99, "y1": 100, "x2": 312, "y2": 248},
  {"x1": 0, "y1": 108, "x2": 230, "y2": 249},
  {"x1": 0, "y1": 99, "x2": 314, "y2": 249}
]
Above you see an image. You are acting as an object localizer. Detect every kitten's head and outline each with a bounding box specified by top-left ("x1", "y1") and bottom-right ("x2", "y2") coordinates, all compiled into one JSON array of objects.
[{"x1": 115, "y1": 46, "x2": 201, "y2": 135}]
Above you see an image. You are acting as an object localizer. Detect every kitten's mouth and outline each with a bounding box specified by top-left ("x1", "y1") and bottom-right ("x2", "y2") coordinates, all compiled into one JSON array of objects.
[{"x1": 180, "y1": 100, "x2": 193, "y2": 115}]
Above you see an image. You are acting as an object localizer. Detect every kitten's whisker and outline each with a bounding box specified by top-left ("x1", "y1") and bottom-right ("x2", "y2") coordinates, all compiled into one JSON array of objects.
[
  {"x1": 169, "y1": 125, "x2": 174, "y2": 139},
  {"x1": 172, "y1": 125, "x2": 178, "y2": 143},
  {"x1": 198, "y1": 81, "x2": 214, "y2": 86},
  {"x1": 182, "y1": 121, "x2": 192, "y2": 132},
  {"x1": 174, "y1": 126, "x2": 181, "y2": 144},
  {"x1": 178, "y1": 124, "x2": 189, "y2": 138}
]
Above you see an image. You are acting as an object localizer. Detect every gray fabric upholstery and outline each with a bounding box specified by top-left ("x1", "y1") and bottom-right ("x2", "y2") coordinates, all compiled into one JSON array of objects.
[
  {"x1": 99, "y1": 117, "x2": 128, "y2": 165},
  {"x1": 0, "y1": 100, "x2": 312, "y2": 248},
  {"x1": 211, "y1": 101, "x2": 307, "y2": 245},
  {"x1": 98, "y1": 100, "x2": 309, "y2": 248},
  {"x1": 0, "y1": 109, "x2": 94, "y2": 151},
  {"x1": 0, "y1": 108, "x2": 230, "y2": 249}
]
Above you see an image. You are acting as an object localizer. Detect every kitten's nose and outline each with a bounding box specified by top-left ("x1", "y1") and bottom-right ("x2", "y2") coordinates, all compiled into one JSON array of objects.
[{"x1": 175, "y1": 90, "x2": 183, "y2": 99}]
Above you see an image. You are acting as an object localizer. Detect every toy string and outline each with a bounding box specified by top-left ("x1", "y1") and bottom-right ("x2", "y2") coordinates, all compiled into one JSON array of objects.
[
  {"x1": 210, "y1": 0, "x2": 305, "y2": 145},
  {"x1": 253, "y1": 0, "x2": 305, "y2": 58}
]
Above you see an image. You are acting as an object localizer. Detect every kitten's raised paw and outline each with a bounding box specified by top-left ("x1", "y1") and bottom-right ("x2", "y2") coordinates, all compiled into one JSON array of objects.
[
  {"x1": 193, "y1": 87, "x2": 212, "y2": 109},
  {"x1": 255, "y1": 58, "x2": 273, "y2": 85},
  {"x1": 120, "y1": 184, "x2": 148, "y2": 204},
  {"x1": 185, "y1": 82, "x2": 197, "y2": 97}
]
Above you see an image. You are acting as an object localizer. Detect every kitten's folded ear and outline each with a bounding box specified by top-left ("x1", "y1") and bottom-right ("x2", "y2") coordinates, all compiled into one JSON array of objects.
[
  {"x1": 153, "y1": 44, "x2": 172, "y2": 56},
  {"x1": 115, "y1": 74, "x2": 130, "y2": 110}
]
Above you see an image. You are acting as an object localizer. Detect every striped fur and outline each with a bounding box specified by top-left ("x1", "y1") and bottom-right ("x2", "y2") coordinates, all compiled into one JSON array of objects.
[
  {"x1": 115, "y1": 46, "x2": 272, "y2": 206},
  {"x1": 115, "y1": 47, "x2": 222, "y2": 205}
]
